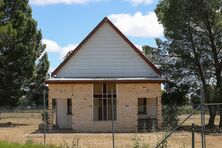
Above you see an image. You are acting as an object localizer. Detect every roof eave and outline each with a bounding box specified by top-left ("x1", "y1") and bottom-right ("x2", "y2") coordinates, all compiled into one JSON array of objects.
[{"x1": 45, "y1": 79, "x2": 165, "y2": 84}]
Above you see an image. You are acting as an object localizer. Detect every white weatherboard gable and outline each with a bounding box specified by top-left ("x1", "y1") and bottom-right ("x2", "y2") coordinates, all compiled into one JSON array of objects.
[{"x1": 56, "y1": 22, "x2": 158, "y2": 78}]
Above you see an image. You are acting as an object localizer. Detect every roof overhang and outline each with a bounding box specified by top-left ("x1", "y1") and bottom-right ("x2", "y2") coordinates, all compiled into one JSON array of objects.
[{"x1": 45, "y1": 77, "x2": 165, "y2": 84}]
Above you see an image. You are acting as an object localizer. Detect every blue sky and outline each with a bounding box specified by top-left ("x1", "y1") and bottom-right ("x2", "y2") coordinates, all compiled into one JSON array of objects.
[{"x1": 30, "y1": 0, "x2": 163, "y2": 72}]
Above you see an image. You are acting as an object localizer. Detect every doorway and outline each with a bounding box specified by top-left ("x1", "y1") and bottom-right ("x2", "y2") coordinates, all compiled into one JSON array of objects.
[{"x1": 55, "y1": 98, "x2": 72, "y2": 129}]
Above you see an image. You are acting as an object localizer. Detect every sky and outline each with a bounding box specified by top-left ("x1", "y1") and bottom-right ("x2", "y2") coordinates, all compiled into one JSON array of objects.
[{"x1": 30, "y1": 0, "x2": 164, "y2": 73}]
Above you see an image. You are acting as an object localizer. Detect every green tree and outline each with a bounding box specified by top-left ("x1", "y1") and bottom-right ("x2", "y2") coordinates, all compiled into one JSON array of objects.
[
  {"x1": 142, "y1": 45, "x2": 160, "y2": 65},
  {"x1": 0, "y1": 0, "x2": 48, "y2": 106},
  {"x1": 28, "y1": 53, "x2": 49, "y2": 106},
  {"x1": 155, "y1": 0, "x2": 222, "y2": 127}
]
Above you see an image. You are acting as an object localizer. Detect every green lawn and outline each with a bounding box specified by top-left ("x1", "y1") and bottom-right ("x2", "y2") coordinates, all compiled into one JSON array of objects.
[{"x1": 0, "y1": 141, "x2": 59, "y2": 148}]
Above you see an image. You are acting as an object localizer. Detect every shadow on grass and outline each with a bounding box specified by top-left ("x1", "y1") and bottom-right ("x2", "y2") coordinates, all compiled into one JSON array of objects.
[
  {"x1": 175, "y1": 125, "x2": 222, "y2": 135},
  {"x1": 31, "y1": 124, "x2": 222, "y2": 135},
  {"x1": 0, "y1": 122, "x2": 28, "y2": 127},
  {"x1": 31, "y1": 125, "x2": 74, "y2": 134}
]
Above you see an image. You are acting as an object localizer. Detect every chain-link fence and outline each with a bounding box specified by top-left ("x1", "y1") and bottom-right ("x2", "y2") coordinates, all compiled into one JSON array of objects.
[
  {"x1": 1, "y1": 103, "x2": 222, "y2": 148},
  {"x1": 204, "y1": 103, "x2": 222, "y2": 148},
  {"x1": 154, "y1": 105, "x2": 202, "y2": 148},
  {"x1": 134, "y1": 104, "x2": 202, "y2": 148},
  {"x1": 153, "y1": 103, "x2": 222, "y2": 148}
]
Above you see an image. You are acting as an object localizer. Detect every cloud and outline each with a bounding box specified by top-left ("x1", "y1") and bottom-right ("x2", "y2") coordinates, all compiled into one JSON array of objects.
[
  {"x1": 42, "y1": 39, "x2": 61, "y2": 52},
  {"x1": 124, "y1": 0, "x2": 154, "y2": 6},
  {"x1": 30, "y1": 0, "x2": 100, "y2": 6},
  {"x1": 109, "y1": 11, "x2": 163, "y2": 38},
  {"x1": 43, "y1": 39, "x2": 77, "y2": 59},
  {"x1": 30, "y1": 0, "x2": 154, "y2": 6}
]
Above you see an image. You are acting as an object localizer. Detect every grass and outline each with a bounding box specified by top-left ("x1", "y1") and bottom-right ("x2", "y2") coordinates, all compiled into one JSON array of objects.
[
  {"x1": 0, "y1": 141, "x2": 59, "y2": 148},
  {"x1": 0, "y1": 112, "x2": 222, "y2": 148}
]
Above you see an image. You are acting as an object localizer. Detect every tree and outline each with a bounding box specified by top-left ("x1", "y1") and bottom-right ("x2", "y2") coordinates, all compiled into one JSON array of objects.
[
  {"x1": 155, "y1": 0, "x2": 222, "y2": 127},
  {"x1": 142, "y1": 45, "x2": 161, "y2": 65},
  {"x1": 28, "y1": 53, "x2": 49, "y2": 106},
  {"x1": 0, "y1": 0, "x2": 48, "y2": 106},
  {"x1": 142, "y1": 45, "x2": 154, "y2": 59}
]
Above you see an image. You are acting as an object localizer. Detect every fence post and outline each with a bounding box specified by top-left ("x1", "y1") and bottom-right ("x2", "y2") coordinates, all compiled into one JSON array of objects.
[
  {"x1": 200, "y1": 87, "x2": 206, "y2": 148},
  {"x1": 43, "y1": 89, "x2": 46, "y2": 147},
  {"x1": 111, "y1": 89, "x2": 115, "y2": 148},
  {"x1": 192, "y1": 123, "x2": 195, "y2": 148}
]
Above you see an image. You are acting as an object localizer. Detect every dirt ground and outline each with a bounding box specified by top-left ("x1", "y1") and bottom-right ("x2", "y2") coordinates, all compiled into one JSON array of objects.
[{"x1": 0, "y1": 113, "x2": 221, "y2": 148}]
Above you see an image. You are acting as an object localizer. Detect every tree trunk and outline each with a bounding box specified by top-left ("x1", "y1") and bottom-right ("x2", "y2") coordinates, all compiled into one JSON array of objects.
[
  {"x1": 219, "y1": 105, "x2": 222, "y2": 128},
  {"x1": 208, "y1": 105, "x2": 216, "y2": 128},
  {"x1": 202, "y1": 12, "x2": 222, "y2": 128},
  {"x1": 218, "y1": 83, "x2": 222, "y2": 128}
]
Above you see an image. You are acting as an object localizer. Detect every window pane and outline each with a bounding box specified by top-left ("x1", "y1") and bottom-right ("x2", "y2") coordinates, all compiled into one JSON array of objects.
[
  {"x1": 93, "y1": 99, "x2": 102, "y2": 120},
  {"x1": 93, "y1": 83, "x2": 102, "y2": 94},
  {"x1": 107, "y1": 83, "x2": 116, "y2": 94},
  {"x1": 103, "y1": 99, "x2": 107, "y2": 120},
  {"x1": 103, "y1": 83, "x2": 107, "y2": 94},
  {"x1": 67, "y1": 99, "x2": 72, "y2": 114},
  {"x1": 138, "y1": 98, "x2": 146, "y2": 114},
  {"x1": 52, "y1": 99, "x2": 56, "y2": 110},
  {"x1": 108, "y1": 99, "x2": 117, "y2": 120}
]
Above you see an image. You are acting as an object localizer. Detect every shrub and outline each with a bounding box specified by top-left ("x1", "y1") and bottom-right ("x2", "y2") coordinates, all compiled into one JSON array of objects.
[
  {"x1": 26, "y1": 136, "x2": 33, "y2": 145},
  {"x1": 132, "y1": 134, "x2": 150, "y2": 148},
  {"x1": 155, "y1": 132, "x2": 168, "y2": 148},
  {"x1": 41, "y1": 110, "x2": 48, "y2": 124}
]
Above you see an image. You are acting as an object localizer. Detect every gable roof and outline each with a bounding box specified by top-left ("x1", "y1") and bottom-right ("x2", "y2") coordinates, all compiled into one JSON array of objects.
[{"x1": 51, "y1": 17, "x2": 160, "y2": 77}]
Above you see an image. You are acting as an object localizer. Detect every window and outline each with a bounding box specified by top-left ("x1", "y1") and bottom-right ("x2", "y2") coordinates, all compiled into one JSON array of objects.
[
  {"x1": 67, "y1": 98, "x2": 72, "y2": 114},
  {"x1": 138, "y1": 98, "x2": 146, "y2": 114},
  {"x1": 52, "y1": 99, "x2": 56, "y2": 110},
  {"x1": 93, "y1": 83, "x2": 117, "y2": 121}
]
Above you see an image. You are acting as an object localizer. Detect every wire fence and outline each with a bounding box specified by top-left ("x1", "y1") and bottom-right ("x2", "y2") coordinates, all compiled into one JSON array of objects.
[{"x1": 0, "y1": 103, "x2": 222, "y2": 147}]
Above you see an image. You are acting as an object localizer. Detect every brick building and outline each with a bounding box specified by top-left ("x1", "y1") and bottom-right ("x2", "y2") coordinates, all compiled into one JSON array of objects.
[{"x1": 46, "y1": 17, "x2": 163, "y2": 132}]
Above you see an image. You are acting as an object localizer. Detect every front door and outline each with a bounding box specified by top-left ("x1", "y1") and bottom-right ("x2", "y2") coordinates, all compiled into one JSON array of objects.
[{"x1": 56, "y1": 98, "x2": 72, "y2": 128}]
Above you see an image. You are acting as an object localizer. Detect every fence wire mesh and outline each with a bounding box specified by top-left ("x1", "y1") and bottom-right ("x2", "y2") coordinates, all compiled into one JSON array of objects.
[
  {"x1": 0, "y1": 103, "x2": 222, "y2": 148},
  {"x1": 204, "y1": 103, "x2": 222, "y2": 148}
]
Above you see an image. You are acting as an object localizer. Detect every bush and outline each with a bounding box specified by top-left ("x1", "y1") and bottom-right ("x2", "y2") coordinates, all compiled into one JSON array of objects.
[
  {"x1": 155, "y1": 132, "x2": 168, "y2": 148},
  {"x1": 41, "y1": 110, "x2": 48, "y2": 124},
  {"x1": 26, "y1": 136, "x2": 33, "y2": 145},
  {"x1": 190, "y1": 95, "x2": 200, "y2": 109},
  {"x1": 132, "y1": 134, "x2": 150, "y2": 148}
]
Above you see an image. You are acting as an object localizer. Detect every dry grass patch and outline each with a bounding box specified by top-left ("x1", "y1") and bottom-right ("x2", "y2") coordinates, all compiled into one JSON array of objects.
[{"x1": 0, "y1": 113, "x2": 222, "y2": 148}]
